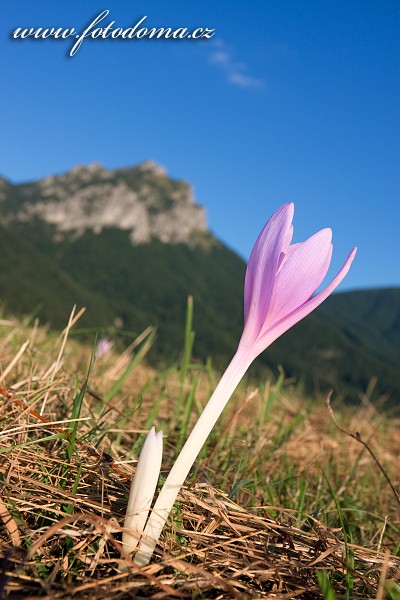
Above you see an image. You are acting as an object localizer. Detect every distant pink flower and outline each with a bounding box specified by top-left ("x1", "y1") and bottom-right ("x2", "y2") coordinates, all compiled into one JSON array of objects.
[
  {"x1": 96, "y1": 338, "x2": 113, "y2": 358},
  {"x1": 133, "y1": 203, "x2": 357, "y2": 566}
]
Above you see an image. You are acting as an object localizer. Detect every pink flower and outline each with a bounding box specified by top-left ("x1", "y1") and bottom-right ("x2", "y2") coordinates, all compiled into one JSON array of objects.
[
  {"x1": 133, "y1": 203, "x2": 357, "y2": 566},
  {"x1": 96, "y1": 338, "x2": 113, "y2": 358},
  {"x1": 240, "y1": 202, "x2": 357, "y2": 357}
]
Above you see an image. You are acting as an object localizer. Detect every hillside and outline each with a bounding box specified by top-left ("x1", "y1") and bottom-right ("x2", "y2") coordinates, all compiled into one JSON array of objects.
[
  {"x1": 0, "y1": 162, "x2": 399, "y2": 405},
  {"x1": 268, "y1": 290, "x2": 400, "y2": 404},
  {"x1": 1, "y1": 303, "x2": 399, "y2": 599},
  {"x1": 0, "y1": 224, "x2": 112, "y2": 327}
]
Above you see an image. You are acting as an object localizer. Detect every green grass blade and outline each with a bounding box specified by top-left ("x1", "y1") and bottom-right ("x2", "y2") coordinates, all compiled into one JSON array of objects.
[
  {"x1": 105, "y1": 328, "x2": 156, "y2": 402},
  {"x1": 323, "y1": 472, "x2": 354, "y2": 600},
  {"x1": 67, "y1": 345, "x2": 96, "y2": 459},
  {"x1": 386, "y1": 580, "x2": 400, "y2": 600},
  {"x1": 177, "y1": 375, "x2": 199, "y2": 451},
  {"x1": 317, "y1": 571, "x2": 337, "y2": 599},
  {"x1": 0, "y1": 434, "x2": 65, "y2": 454},
  {"x1": 263, "y1": 366, "x2": 285, "y2": 423},
  {"x1": 174, "y1": 295, "x2": 195, "y2": 422}
]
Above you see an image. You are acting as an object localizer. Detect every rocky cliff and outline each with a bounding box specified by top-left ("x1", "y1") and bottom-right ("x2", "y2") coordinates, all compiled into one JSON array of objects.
[{"x1": 3, "y1": 161, "x2": 208, "y2": 245}]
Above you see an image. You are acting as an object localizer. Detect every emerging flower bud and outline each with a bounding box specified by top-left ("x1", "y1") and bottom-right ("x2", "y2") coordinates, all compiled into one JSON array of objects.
[{"x1": 122, "y1": 426, "x2": 163, "y2": 556}]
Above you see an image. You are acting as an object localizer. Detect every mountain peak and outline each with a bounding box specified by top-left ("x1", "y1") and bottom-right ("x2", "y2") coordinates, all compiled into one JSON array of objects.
[
  {"x1": 68, "y1": 162, "x2": 108, "y2": 177},
  {"x1": 6, "y1": 161, "x2": 208, "y2": 245},
  {"x1": 135, "y1": 160, "x2": 167, "y2": 177}
]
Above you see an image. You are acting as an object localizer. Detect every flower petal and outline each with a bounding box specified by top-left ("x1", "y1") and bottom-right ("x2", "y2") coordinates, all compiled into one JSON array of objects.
[
  {"x1": 266, "y1": 228, "x2": 333, "y2": 327},
  {"x1": 242, "y1": 203, "x2": 294, "y2": 344},
  {"x1": 254, "y1": 247, "x2": 357, "y2": 353}
]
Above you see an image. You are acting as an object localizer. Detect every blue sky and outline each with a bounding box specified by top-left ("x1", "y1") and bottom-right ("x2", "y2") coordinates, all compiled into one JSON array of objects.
[{"x1": 1, "y1": 1, "x2": 399, "y2": 291}]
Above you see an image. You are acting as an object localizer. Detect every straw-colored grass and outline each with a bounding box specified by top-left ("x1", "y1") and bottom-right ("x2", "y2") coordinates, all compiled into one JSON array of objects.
[{"x1": 0, "y1": 310, "x2": 399, "y2": 599}]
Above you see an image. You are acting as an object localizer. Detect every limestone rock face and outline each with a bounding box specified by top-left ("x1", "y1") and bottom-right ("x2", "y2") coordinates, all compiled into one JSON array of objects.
[{"x1": 8, "y1": 161, "x2": 208, "y2": 245}]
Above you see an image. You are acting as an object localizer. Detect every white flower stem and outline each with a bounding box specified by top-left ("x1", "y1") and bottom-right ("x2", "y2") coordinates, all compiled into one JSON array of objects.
[
  {"x1": 122, "y1": 426, "x2": 163, "y2": 556},
  {"x1": 134, "y1": 348, "x2": 252, "y2": 566}
]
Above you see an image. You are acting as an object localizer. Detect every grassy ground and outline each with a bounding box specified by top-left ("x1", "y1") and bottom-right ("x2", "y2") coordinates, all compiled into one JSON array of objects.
[{"x1": 0, "y1": 308, "x2": 399, "y2": 599}]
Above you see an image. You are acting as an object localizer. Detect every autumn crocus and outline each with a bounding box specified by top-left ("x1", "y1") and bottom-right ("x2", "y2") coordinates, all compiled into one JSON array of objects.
[
  {"x1": 122, "y1": 427, "x2": 163, "y2": 556},
  {"x1": 96, "y1": 338, "x2": 113, "y2": 358},
  {"x1": 133, "y1": 203, "x2": 357, "y2": 566}
]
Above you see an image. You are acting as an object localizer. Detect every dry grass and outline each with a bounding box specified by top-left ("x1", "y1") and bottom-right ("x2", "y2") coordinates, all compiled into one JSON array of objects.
[{"x1": 0, "y1": 312, "x2": 399, "y2": 599}]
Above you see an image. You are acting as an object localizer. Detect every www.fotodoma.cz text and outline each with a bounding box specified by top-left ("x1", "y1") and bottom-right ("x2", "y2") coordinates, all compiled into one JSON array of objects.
[{"x1": 12, "y1": 11, "x2": 215, "y2": 57}]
